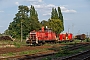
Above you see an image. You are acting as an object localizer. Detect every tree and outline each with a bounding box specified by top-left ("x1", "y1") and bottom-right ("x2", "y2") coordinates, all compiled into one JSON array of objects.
[
  {"x1": 29, "y1": 5, "x2": 41, "y2": 31},
  {"x1": 41, "y1": 20, "x2": 50, "y2": 28},
  {"x1": 51, "y1": 7, "x2": 55, "y2": 19},
  {"x1": 51, "y1": 8, "x2": 58, "y2": 19},
  {"x1": 54, "y1": 8, "x2": 58, "y2": 19},
  {"x1": 6, "y1": 5, "x2": 41, "y2": 39},
  {"x1": 5, "y1": 5, "x2": 41, "y2": 39},
  {"x1": 58, "y1": 7, "x2": 64, "y2": 31},
  {"x1": 8, "y1": 5, "x2": 29, "y2": 39},
  {"x1": 50, "y1": 7, "x2": 64, "y2": 34},
  {"x1": 49, "y1": 19, "x2": 63, "y2": 34}
]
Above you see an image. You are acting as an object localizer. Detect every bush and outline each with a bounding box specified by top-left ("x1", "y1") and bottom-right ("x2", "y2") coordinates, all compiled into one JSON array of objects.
[
  {"x1": 14, "y1": 42, "x2": 21, "y2": 48},
  {"x1": 86, "y1": 38, "x2": 89, "y2": 42}
]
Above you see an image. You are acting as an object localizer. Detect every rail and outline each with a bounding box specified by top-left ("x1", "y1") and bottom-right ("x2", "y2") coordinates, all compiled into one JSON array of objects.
[{"x1": 62, "y1": 49, "x2": 90, "y2": 60}]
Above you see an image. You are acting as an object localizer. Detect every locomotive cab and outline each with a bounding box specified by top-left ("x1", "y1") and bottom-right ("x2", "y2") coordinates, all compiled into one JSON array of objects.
[{"x1": 26, "y1": 30, "x2": 38, "y2": 45}]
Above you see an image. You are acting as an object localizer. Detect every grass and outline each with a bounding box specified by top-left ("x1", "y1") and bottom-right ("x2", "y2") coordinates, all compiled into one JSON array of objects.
[
  {"x1": 0, "y1": 38, "x2": 90, "y2": 47},
  {"x1": 0, "y1": 39, "x2": 90, "y2": 59},
  {"x1": 58, "y1": 39, "x2": 90, "y2": 45},
  {"x1": 0, "y1": 48, "x2": 49, "y2": 58},
  {"x1": 0, "y1": 39, "x2": 27, "y2": 48}
]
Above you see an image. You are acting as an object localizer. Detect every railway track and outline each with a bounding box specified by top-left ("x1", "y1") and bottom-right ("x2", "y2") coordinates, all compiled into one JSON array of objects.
[
  {"x1": 1, "y1": 43, "x2": 90, "y2": 60},
  {"x1": 67, "y1": 43, "x2": 90, "y2": 51},
  {"x1": 1, "y1": 51, "x2": 57, "y2": 60},
  {"x1": 62, "y1": 49, "x2": 90, "y2": 60}
]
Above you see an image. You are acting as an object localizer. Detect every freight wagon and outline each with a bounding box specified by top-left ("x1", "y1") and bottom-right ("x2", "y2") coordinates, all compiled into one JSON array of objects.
[
  {"x1": 59, "y1": 33, "x2": 73, "y2": 42},
  {"x1": 74, "y1": 34, "x2": 86, "y2": 40}
]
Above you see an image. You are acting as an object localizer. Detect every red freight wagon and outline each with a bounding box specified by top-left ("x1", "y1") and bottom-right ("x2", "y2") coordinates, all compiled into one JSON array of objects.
[
  {"x1": 59, "y1": 33, "x2": 73, "y2": 42},
  {"x1": 26, "y1": 26, "x2": 57, "y2": 45},
  {"x1": 68, "y1": 33, "x2": 73, "y2": 40}
]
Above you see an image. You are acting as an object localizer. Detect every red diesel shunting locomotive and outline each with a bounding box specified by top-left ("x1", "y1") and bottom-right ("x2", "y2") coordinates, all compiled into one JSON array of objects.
[
  {"x1": 26, "y1": 26, "x2": 73, "y2": 45},
  {"x1": 26, "y1": 26, "x2": 57, "y2": 45}
]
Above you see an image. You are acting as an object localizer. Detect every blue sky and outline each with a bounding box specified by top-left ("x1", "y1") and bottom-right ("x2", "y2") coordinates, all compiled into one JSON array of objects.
[{"x1": 0, "y1": 0, "x2": 90, "y2": 35}]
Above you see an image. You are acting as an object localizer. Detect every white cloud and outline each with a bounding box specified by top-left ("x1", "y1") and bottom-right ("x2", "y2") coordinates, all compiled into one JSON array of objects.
[
  {"x1": 33, "y1": 4, "x2": 44, "y2": 9},
  {"x1": 61, "y1": 6, "x2": 77, "y2": 13},
  {"x1": 33, "y1": 4, "x2": 57, "y2": 9},
  {"x1": 40, "y1": 5, "x2": 76, "y2": 16},
  {"x1": 27, "y1": 0, "x2": 36, "y2": 2},
  {"x1": 46, "y1": 4, "x2": 57, "y2": 8},
  {"x1": 15, "y1": 2, "x2": 20, "y2": 6},
  {"x1": 38, "y1": 0, "x2": 42, "y2": 2},
  {"x1": 34, "y1": 4, "x2": 76, "y2": 15},
  {"x1": 0, "y1": 10, "x2": 4, "y2": 13},
  {"x1": 43, "y1": 13, "x2": 51, "y2": 16},
  {"x1": 27, "y1": 0, "x2": 77, "y2": 16},
  {"x1": 27, "y1": 0, "x2": 42, "y2": 3},
  {"x1": 63, "y1": 10, "x2": 76, "y2": 13}
]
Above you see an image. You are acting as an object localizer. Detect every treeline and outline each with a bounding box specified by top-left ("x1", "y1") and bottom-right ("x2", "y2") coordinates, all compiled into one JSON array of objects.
[{"x1": 4, "y1": 5, "x2": 64, "y2": 39}]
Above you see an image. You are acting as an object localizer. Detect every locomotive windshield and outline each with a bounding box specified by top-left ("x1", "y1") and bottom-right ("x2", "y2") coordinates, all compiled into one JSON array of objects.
[{"x1": 30, "y1": 31, "x2": 36, "y2": 40}]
